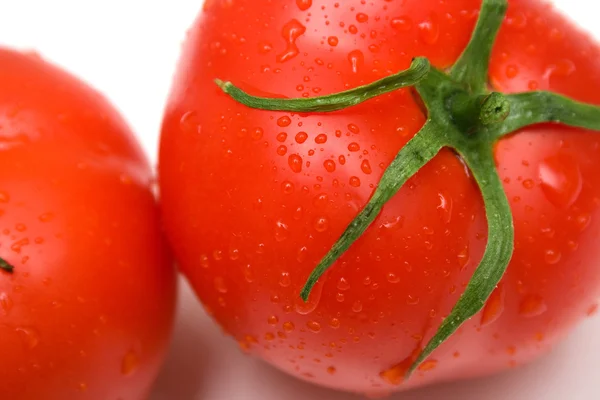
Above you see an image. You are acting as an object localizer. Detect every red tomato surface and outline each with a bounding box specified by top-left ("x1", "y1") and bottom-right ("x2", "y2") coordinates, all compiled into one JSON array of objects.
[
  {"x1": 0, "y1": 49, "x2": 176, "y2": 399},
  {"x1": 159, "y1": 0, "x2": 600, "y2": 394}
]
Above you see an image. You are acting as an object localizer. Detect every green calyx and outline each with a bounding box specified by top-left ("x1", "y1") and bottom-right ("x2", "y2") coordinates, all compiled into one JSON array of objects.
[
  {"x1": 216, "y1": 0, "x2": 600, "y2": 379},
  {"x1": 0, "y1": 258, "x2": 14, "y2": 273}
]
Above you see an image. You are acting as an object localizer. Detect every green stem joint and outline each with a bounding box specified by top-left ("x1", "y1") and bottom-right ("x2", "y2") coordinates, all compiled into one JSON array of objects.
[{"x1": 216, "y1": 0, "x2": 600, "y2": 378}]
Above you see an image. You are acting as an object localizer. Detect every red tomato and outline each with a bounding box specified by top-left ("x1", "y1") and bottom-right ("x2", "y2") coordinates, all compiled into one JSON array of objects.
[
  {"x1": 0, "y1": 49, "x2": 176, "y2": 399},
  {"x1": 159, "y1": 0, "x2": 600, "y2": 394}
]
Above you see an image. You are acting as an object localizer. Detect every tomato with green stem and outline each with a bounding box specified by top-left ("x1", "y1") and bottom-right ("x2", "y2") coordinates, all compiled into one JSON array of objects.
[
  {"x1": 0, "y1": 49, "x2": 176, "y2": 399},
  {"x1": 160, "y1": 0, "x2": 600, "y2": 394}
]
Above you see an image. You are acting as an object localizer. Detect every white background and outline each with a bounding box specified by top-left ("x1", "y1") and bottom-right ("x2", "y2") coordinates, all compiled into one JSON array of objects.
[{"x1": 0, "y1": 1, "x2": 599, "y2": 399}]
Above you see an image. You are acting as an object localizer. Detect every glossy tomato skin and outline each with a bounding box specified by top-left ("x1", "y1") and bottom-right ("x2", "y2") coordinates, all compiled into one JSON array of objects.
[
  {"x1": 0, "y1": 50, "x2": 176, "y2": 399},
  {"x1": 159, "y1": 0, "x2": 600, "y2": 394}
]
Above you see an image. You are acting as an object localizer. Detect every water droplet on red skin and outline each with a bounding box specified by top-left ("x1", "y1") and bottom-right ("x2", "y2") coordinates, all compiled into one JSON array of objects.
[
  {"x1": 391, "y1": 16, "x2": 412, "y2": 32},
  {"x1": 348, "y1": 50, "x2": 365, "y2": 73},
  {"x1": 418, "y1": 14, "x2": 440, "y2": 45},
  {"x1": 519, "y1": 294, "x2": 547, "y2": 317},
  {"x1": 296, "y1": 0, "x2": 312, "y2": 11},
  {"x1": 277, "y1": 20, "x2": 306, "y2": 63},
  {"x1": 481, "y1": 285, "x2": 505, "y2": 327},
  {"x1": 288, "y1": 154, "x2": 304, "y2": 173},
  {"x1": 539, "y1": 154, "x2": 582, "y2": 209}
]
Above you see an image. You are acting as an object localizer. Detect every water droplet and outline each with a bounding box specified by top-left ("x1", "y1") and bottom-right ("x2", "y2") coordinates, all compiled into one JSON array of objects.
[
  {"x1": 229, "y1": 248, "x2": 240, "y2": 261},
  {"x1": 350, "y1": 176, "x2": 361, "y2": 187},
  {"x1": 329, "y1": 318, "x2": 341, "y2": 329},
  {"x1": 279, "y1": 272, "x2": 292, "y2": 288},
  {"x1": 348, "y1": 50, "x2": 365, "y2": 74},
  {"x1": 391, "y1": 16, "x2": 412, "y2": 31},
  {"x1": 295, "y1": 275, "x2": 327, "y2": 315},
  {"x1": 296, "y1": 246, "x2": 309, "y2": 263},
  {"x1": 544, "y1": 249, "x2": 561, "y2": 265},
  {"x1": 356, "y1": 12, "x2": 369, "y2": 23},
  {"x1": 418, "y1": 360, "x2": 438, "y2": 372},
  {"x1": 348, "y1": 142, "x2": 360, "y2": 152},
  {"x1": 15, "y1": 327, "x2": 40, "y2": 349},
  {"x1": 381, "y1": 215, "x2": 404, "y2": 232},
  {"x1": 522, "y1": 179, "x2": 535, "y2": 189},
  {"x1": 296, "y1": 0, "x2": 312, "y2": 11},
  {"x1": 437, "y1": 192, "x2": 453, "y2": 223},
  {"x1": 347, "y1": 124, "x2": 360, "y2": 134},
  {"x1": 11, "y1": 238, "x2": 29, "y2": 254},
  {"x1": 324, "y1": 160, "x2": 336, "y2": 172},
  {"x1": 328, "y1": 36, "x2": 339, "y2": 46},
  {"x1": 539, "y1": 154, "x2": 582, "y2": 209},
  {"x1": 295, "y1": 131, "x2": 308, "y2": 144},
  {"x1": 121, "y1": 350, "x2": 139, "y2": 376},
  {"x1": 505, "y1": 65, "x2": 519, "y2": 79},
  {"x1": 283, "y1": 321, "x2": 295, "y2": 332},
  {"x1": 481, "y1": 285, "x2": 505, "y2": 327},
  {"x1": 387, "y1": 273, "x2": 400, "y2": 284},
  {"x1": 327, "y1": 366, "x2": 337, "y2": 375},
  {"x1": 179, "y1": 111, "x2": 201, "y2": 134},
  {"x1": 78, "y1": 383, "x2": 88, "y2": 392},
  {"x1": 282, "y1": 181, "x2": 295, "y2": 194},
  {"x1": 252, "y1": 127, "x2": 264, "y2": 140},
  {"x1": 265, "y1": 332, "x2": 276, "y2": 341},
  {"x1": 278, "y1": 116, "x2": 292, "y2": 127},
  {"x1": 506, "y1": 12, "x2": 527, "y2": 30},
  {"x1": 276, "y1": 132, "x2": 288, "y2": 142},
  {"x1": 38, "y1": 212, "x2": 54, "y2": 222},
  {"x1": 199, "y1": 254, "x2": 210, "y2": 268},
  {"x1": 418, "y1": 14, "x2": 439, "y2": 45},
  {"x1": 243, "y1": 264, "x2": 255, "y2": 283},
  {"x1": 288, "y1": 154, "x2": 303, "y2": 173},
  {"x1": 314, "y1": 217, "x2": 329, "y2": 233},
  {"x1": 337, "y1": 277, "x2": 350, "y2": 291},
  {"x1": 380, "y1": 347, "x2": 420, "y2": 386},
  {"x1": 457, "y1": 246, "x2": 470, "y2": 270},
  {"x1": 519, "y1": 294, "x2": 548, "y2": 317},
  {"x1": 546, "y1": 59, "x2": 576, "y2": 80},
  {"x1": 214, "y1": 277, "x2": 228, "y2": 293},
  {"x1": 406, "y1": 295, "x2": 420, "y2": 305},
  {"x1": 213, "y1": 249, "x2": 224, "y2": 261},
  {"x1": 275, "y1": 220, "x2": 290, "y2": 242},
  {"x1": 352, "y1": 300, "x2": 363, "y2": 313},
  {"x1": 576, "y1": 213, "x2": 591, "y2": 232},
  {"x1": 268, "y1": 316, "x2": 279, "y2": 325},
  {"x1": 307, "y1": 321, "x2": 322, "y2": 333},
  {"x1": 0, "y1": 292, "x2": 13, "y2": 315},
  {"x1": 361, "y1": 160, "x2": 372, "y2": 175},
  {"x1": 258, "y1": 42, "x2": 273, "y2": 54},
  {"x1": 277, "y1": 20, "x2": 306, "y2": 63}
]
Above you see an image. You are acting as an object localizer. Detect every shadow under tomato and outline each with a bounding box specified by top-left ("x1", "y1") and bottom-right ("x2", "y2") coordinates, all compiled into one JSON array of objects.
[{"x1": 150, "y1": 277, "x2": 213, "y2": 400}]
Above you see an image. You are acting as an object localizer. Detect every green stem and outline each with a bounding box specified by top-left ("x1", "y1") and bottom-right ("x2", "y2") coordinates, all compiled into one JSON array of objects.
[
  {"x1": 449, "y1": 91, "x2": 510, "y2": 132},
  {"x1": 216, "y1": 58, "x2": 430, "y2": 112},
  {"x1": 0, "y1": 258, "x2": 14, "y2": 273},
  {"x1": 408, "y1": 145, "x2": 514, "y2": 374},
  {"x1": 488, "y1": 91, "x2": 600, "y2": 140},
  {"x1": 450, "y1": 0, "x2": 508, "y2": 93},
  {"x1": 300, "y1": 123, "x2": 445, "y2": 300},
  {"x1": 480, "y1": 92, "x2": 511, "y2": 125}
]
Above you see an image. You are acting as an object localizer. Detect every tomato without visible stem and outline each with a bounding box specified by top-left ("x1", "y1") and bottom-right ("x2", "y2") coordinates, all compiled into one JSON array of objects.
[
  {"x1": 0, "y1": 50, "x2": 176, "y2": 399},
  {"x1": 160, "y1": 0, "x2": 600, "y2": 394}
]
